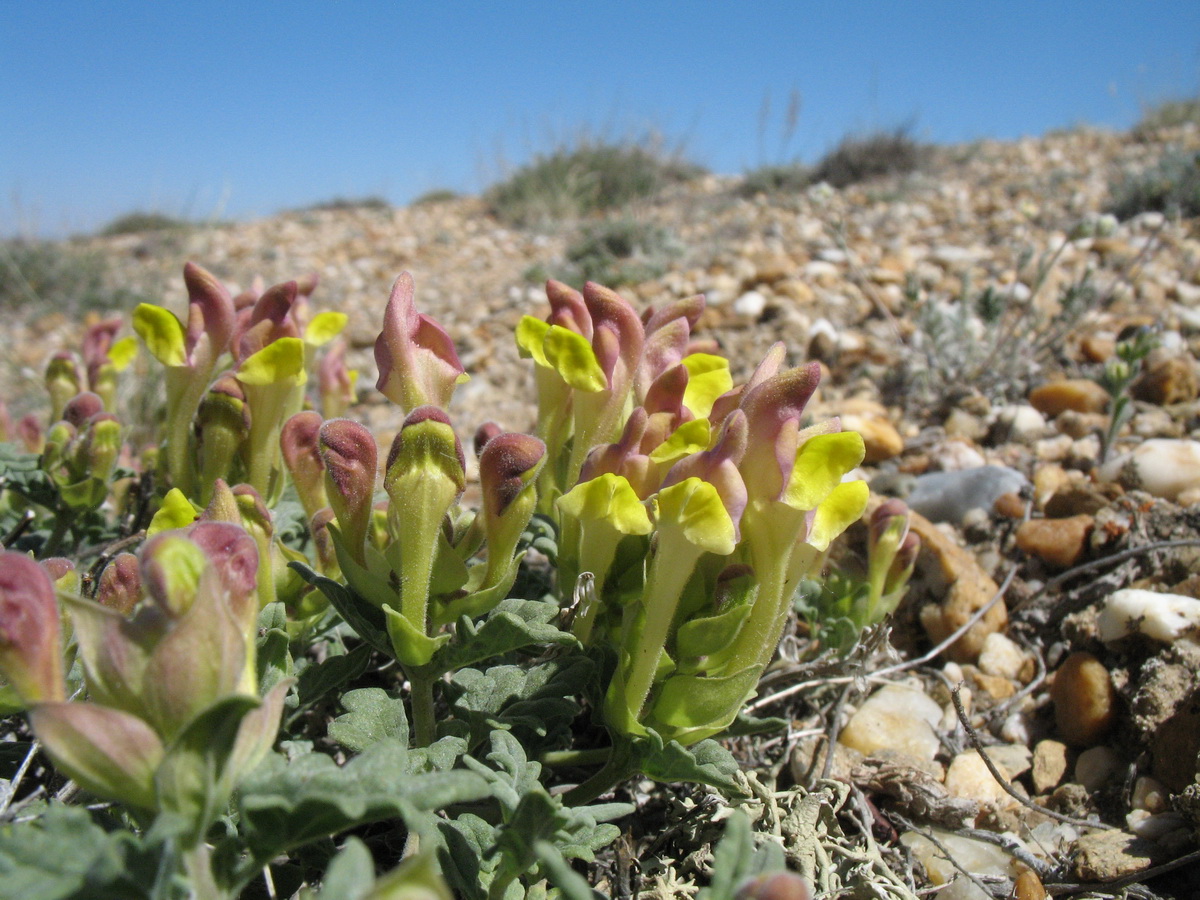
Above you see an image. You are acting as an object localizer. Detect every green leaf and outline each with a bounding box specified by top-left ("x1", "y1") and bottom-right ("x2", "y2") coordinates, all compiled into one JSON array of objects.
[
  {"x1": 0, "y1": 805, "x2": 164, "y2": 900},
  {"x1": 296, "y1": 643, "x2": 374, "y2": 708},
  {"x1": 674, "y1": 602, "x2": 753, "y2": 662},
  {"x1": 649, "y1": 665, "x2": 764, "y2": 743},
  {"x1": 445, "y1": 657, "x2": 592, "y2": 750},
  {"x1": 290, "y1": 562, "x2": 395, "y2": 658},
  {"x1": 432, "y1": 598, "x2": 577, "y2": 674},
  {"x1": 132, "y1": 303, "x2": 186, "y2": 367},
  {"x1": 383, "y1": 604, "x2": 451, "y2": 668},
  {"x1": 632, "y1": 733, "x2": 745, "y2": 795},
  {"x1": 154, "y1": 693, "x2": 261, "y2": 841},
  {"x1": 238, "y1": 740, "x2": 491, "y2": 861},
  {"x1": 314, "y1": 837, "x2": 377, "y2": 900},
  {"x1": 534, "y1": 840, "x2": 604, "y2": 900},
  {"x1": 723, "y1": 710, "x2": 788, "y2": 739},
  {"x1": 256, "y1": 602, "x2": 293, "y2": 695},
  {"x1": 543, "y1": 325, "x2": 606, "y2": 392},
  {"x1": 697, "y1": 810, "x2": 787, "y2": 900},
  {"x1": 328, "y1": 687, "x2": 409, "y2": 752}
]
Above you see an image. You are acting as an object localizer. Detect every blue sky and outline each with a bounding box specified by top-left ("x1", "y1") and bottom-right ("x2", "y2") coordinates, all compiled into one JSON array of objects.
[{"x1": 3, "y1": 2, "x2": 1198, "y2": 237}]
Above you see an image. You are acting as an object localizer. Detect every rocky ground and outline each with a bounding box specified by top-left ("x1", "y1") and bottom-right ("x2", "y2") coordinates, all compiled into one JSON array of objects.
[{"x1": 4, "y1": 122, "x2": 1200, "y2": 898}]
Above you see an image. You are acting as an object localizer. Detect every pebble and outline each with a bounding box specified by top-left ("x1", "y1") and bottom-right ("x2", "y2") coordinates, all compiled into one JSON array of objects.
[
  {"x1": 905, "y1": 465, "x2": 1027, "y2": 524},
  {"x1": 733, "y1": 290, "x2": 768, "y2": 318},
  {"x1": 838, "y1": 684, "x2": 944, "y2": 762},
  {"x1": 1028, "y1": 379, "x2": 1111, "y2": 416},
  {"x1": 1031, "y1": 740, "x2": 1070, "y2": 793},
  {"x1": 1131, "y1": 353, "x2": 1199, "y2": 405},
  {"x1": 841, "y1": 413, "x2": 904, "y2": 463},
  {"x1": 900, "y1": 829, "x2": 1017, "y2": 897},
  {"x1": 1051, "y1": 652, "x2": 1116, "y2": 747},
  {"x1": 977, "y1": 632, "x2": 1026, "y2": 681},
  {"x1": 1097, "y1": 588, "x2": 1200, "y2": 642},
  {"x1": 1015, "y1": 514, "x2": 1094, "y2": 568},
  {"x1": 989, "y1": 404, "x2": 1047, "y2": 443},
  {"x1": 1074, "y1": 745, "x2": 1122, "y2": 791},
  {"x1": 944, "y1": 752, "x2": 1013, "y2": 809},
  {"x1": 1072, "y1": 830, "x2": 1163, "y2": 882},
  {"x1": 1097, "y1": 438, "x2": 1200, "y2": 501}
]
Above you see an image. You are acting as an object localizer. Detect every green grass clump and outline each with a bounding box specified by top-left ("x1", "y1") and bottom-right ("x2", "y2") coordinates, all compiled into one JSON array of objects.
[
  {"x1": 1133, "y1": 95, "x2": 1200, "y2": 136},
  {"x1": 737, "y1": 162, "x2": 811, "y2": 197},
  {"x1": 0, "y1": 239, "x2": 140, "y2": 314},
  {"x1": 298, "y1": 195, "x2": 392, "y2": 212},
  {"x1": 560, "y1": 218, "x2": 681, "y2": 287},
  {"x1": 410, "y1": 188, "x2": 461, "y2": 206},
  {"x1": 486, "y1": 139, "x2": 705, "y2": 227},
  {"x1": 810, "y1": 127, "x2": 928, "y2": 189},
  {"x1": 98, "y1": 211, "x2": 190, "y2": 236},
  {"x1": 1107, "y1": 150, "x2": 1200, "y2": 220}
]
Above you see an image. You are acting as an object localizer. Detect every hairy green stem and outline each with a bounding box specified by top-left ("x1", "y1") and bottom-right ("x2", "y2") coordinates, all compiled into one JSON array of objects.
[{"x1": 409, "y1": 672, "x2": 437, "y2": 748}]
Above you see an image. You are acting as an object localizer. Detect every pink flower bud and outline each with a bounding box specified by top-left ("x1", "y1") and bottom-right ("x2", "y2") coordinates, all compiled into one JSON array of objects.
[
  {"x1": 62, "y1": 391, "x2": 105, "y2": 427},
  {"x1": 374, "y1": 272, "x2": 466, "y2": 412},
  {"x1": 0, "y1": 551, "x2": 65, "y2": 704},
  {"x1": 182, "y1": 261, "x2": 235, "y2": 365},
  {"x1": 318, "y1": 418, "x2": 379, "y2": 564},
  {"x1": 479, "y1": 432, "x2": 546, "y2": 517},
  {"x1": 281, "y1": 411, "x2": 328, "y2": 520},
  {"x1": 96, "y1": 553, "x2": 142, "y2": 615}
]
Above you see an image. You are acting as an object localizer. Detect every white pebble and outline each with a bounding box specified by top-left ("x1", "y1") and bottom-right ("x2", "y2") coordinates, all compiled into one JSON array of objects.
[
  {"x1": 1097, "y1": 439, "x2": 1200, "y2": 501},
  {"x1": 1098, "y1": 589, "x2": 1200, "y2": 643}
]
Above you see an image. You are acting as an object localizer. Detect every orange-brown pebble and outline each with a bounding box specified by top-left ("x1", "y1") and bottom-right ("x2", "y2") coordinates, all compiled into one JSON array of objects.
[
  {"x1": 1080, "y1": 335, "x2": 1116, "y2": 364},
  {"x1": 1131, "y1": 355, "x2": 1199, "y2": 405},
  {"x1": 1014, "y1": 869, "x2": 1048, "y2": 900},
  {"x1": 1051, "y1": 652, "x2": 1117, "y2": 747},
  {"x1": 993, "y1": 491, "x2": 1026, "y2": 519},
  {"x1": 1028, "y1": 379, "x2": 1110, "y2": 416},
  {"x1": 1015, "y1": 515, "x2": 1094, "y2": 568},
  {"x1": 735, "y1": 872, "x2": 813, "y2": 900}
]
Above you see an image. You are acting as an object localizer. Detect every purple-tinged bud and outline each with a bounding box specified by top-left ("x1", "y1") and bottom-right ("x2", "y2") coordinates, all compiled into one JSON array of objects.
[
  {"x1": 182, "y1": 262, "x2": 236, "y2": 364},
  {"x1": 96, "y1": 553, "x2": 142, "y2": 615},
  {"x1": 196, "y1": 374, "x2": 250, "y2": 504},
  {"x1": 545, "y1": 280, "x2": 592, "y2": 339},
  {"x1": 374, "y1": 272, "x2": 467, "y2": 413},
  {"x1": 16, "y1": 414, "x2": 43, "y2": 453},
  {"x1": 295, "y1": 271, "x2": 319, "y2": 298},
  {"x1": 579, "y1": 408, "x2": 656, "y2": 499},
  {"x1": 637, "y1": 295, "x2": 704, "y2": 398},
  {"x1": 40, "y1": 558, "x2": 79, "y2": 596},
  {"x1": 316, "y1": 338, "x2": 356, "y2": 419},
  {"x1": 281, "y1": 411, "x2": 328, "y2": 521},
  {"x1": 45, "y1": 352, "x2": 83, "y2": 423},
  {"x1": 62, "y1": 391, "x2": 105, "y2": 428},
  {"x1": 734, "y1": 872, "x2": 814, "y2": 900},
  {"x1": 81, "y1": 317, "x2": 124, "y2": 387},
  {"x1": 0, "y1": 551, "x2": 66, "y2": 704},
  {"x1": 79, "y1": 413, "x2": 122, "y2": 479},
  {"x1": 661, "y1": 409, "x2": 750, "y2": 537},
  {"x1": 140, "y1": 534, "x2": 209, "y2": 620},
  {"x1": 709, "y1": 342, "x2": 787, "y2": 427},
  {"x1": 473, "y1": 421, "x2": 504, "y2": 458},
  {"x1": 318, "y1": 418, "x2": 379, "y2": 565},
  {"x1": 479, "y1": 433, "x2": 546, "y2": 518},
  {"x1": 234, "y1": 280, "x2": 301, "y2": 363},
  {"x1": 310, "y1": 507, "x2": 341, "y2": 577},
  {"x1": 738, "y1": 362, "x2": 821, "y2": 503}
]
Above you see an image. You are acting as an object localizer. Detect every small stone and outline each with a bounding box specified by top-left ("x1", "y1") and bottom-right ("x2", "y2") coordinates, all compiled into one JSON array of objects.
[
  {"x1": 1031, "y1": 740, "x2": 1070, "y2": 793},
  {"x1": 1028, "y1": 379, "x2": 1110, "y2": 416},
  {"x1": 1015, "y1": 515, "x2": 1094, "y2": 569},
  {"x1": 1054, "y1": 409, "x2": 1108, "y2": 440},
  {"x1": 944, "y1": 752, "x2": 1012, "y2": 808},
  {"x1": 842, "y1": 413, "x2": 904, "y2": 463},
  {"x1": 1013, "y1": 870, "x2": 1048, "y2": 900},
  {"x1": 1051, "y1": 652, "x2": 1116, "y2": 747},
  {"x1": 900, "y1": 829, "x2": 1016, "y2": 887},
  {"x1": 1074, "y1": 745, "x2": 1122, "y2": 791},
  {"x1": 773, "y1": 278, "x2": 815, "y2": 304},
  {"x1": 906, "y1": 465, "x2": 1027, "y2": 524},
  {"x1": 1131, "y1": 354, "x2": 1199, "y2": 405},
  {"x1": 992, "y1": 491, "x2": 1026, "y2": 518},
  {"x1": 1079, "y1": 334, "x2": 1116, "y2": 363},
  {"x1": 911, "y1": 511, "x2": 1007, "y2": 662},
  {"x1": 1132, "y1": 776, "x2": 1169, "y2": 813},
  {"x1": 943, "y1": 408, "x2": 987, "y2": 441},
  {"x1": 989, "y1": 404, "x2": 1047, "y2": 443},
  {"x1": 1097, "y1": 588, "x2": 1200, "y2": 642},
  {"x1": 733, "y1": 290, "x2": 768, "y2": 318},
  {"x1": 978, "y1": 633, "x2": 1026, "y2": 680},
  {"x1": 1072, "y1": 830, "x2": 1163, "y2": 882},
  {"x1": 1043, "y1": 485, "x2": 1109, "y2": 517},
  {"x1": 838, "y1": 684, "x2": 943, "y2": 762},
  {"x1": 1097, "y1": 438, "x2": 1200, "y2": 501}
]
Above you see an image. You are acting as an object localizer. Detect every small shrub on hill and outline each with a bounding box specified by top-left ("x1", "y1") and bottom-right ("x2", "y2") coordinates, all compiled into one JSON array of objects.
[
  {"x1": 562, "y1": 218, "x2": 682, "y2": 286},
  {"x1": 1133, "y1": 95, "x2": 1200, "y2": 137},
  {"x1": 1107, "y1": 150, "x2": 1200, "y2": 220},
  {"x1": 810, "y1": 127, "x2": 928, "y2": 189},
  {"x1": 298, "y1": 195, "x2": 392, "y2": 212},
  {"x1": 0, "y1": 239, "x2": 140, "y2": 314},
  {"x1": 410, "y1": 188, "x2": 460, "y2": 206},
  {"x1": 486, "y1": 139, "x2": 704, "y2": 227},
  {"x1": 737, "y1": 162, "x2": 811, "y2": 197},
  {"x1": 98, "y1": 211, "x2": 190, "y2": 236}
]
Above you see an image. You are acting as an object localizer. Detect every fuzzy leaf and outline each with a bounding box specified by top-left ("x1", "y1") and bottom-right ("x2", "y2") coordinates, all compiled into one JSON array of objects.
[
  {"x1": 289, "y1": 561, "x2": 395, "y2": 658},
  {"x1": 132, "y1": 304, "x2": 187, "y2": 367},
  {"x1": 383, "y1": 604, "x2": 451, "y2": 669},
  {"x1": 238, "y1": 740, "x2": 490, "y2": 859},
  {"x1": 649, "y1": 665, "x2": 764, "y2": 739},
  {"x1": 674, "y1": 602, "x2": 754, "y2": 662},
  {"x1": 633, "y1": 733, "x2": 745, "y2": 795},
  {"x1": 433, "y1": 598, "x2": 577, "y2": 674},
  {"x1": 296, "y1": 643, "x2": 374, "y2": 708},
  {"x1": 328, "y1": 687, "x2": 409, "y2": 752},
  {"x1": 0, "y1": 805, "x2": 164, "y2": 900},
  {"x1": 256, "y1": 601, "x2": 293, "y2": 695},
  {"x1": 445, "y1": 657, "x2": 592, "y2": 750}
]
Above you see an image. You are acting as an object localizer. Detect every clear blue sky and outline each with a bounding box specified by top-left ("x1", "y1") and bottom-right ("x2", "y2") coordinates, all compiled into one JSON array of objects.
[{"x1": 4, "y1": 1, "x2": 1198, "y2": 237}]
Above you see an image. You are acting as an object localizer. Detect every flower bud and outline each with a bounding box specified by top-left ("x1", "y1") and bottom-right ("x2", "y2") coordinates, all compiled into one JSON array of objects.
[
  {"x1": 319, "y1": 418, "x2": 378, "y2": 565},
  {"x1": 281, "y1": 411, "x2": 328, "y2": 521},
  {"x1": 374, "y1": 272, "x2": 467, "y2": 413},
  {"x1": 0, "y1": 551, "x2": 66, "y2": 704},
  {"x1": 96, "y1": 553, "x2": 142, "y2": 615}
]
